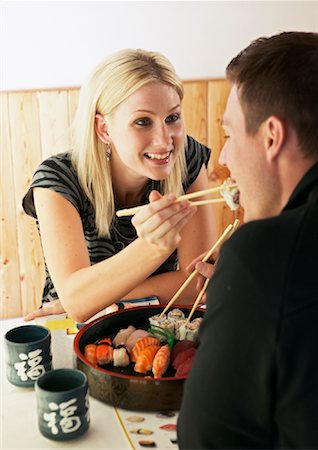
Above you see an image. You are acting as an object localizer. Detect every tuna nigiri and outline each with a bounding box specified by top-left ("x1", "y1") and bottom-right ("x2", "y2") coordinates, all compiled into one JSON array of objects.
[
  {"x1": 152, "y1": 344, "x2": 170, "y2": 378},
  {"x1": 134, "y1": 344, "x2": 160, "y2": 374},
  {"x1": 130, "y1": 336, "x2": 161, "y2": 362},
  {"x1": 172, "y1": 346, "x2": 196, "y2": 370}
]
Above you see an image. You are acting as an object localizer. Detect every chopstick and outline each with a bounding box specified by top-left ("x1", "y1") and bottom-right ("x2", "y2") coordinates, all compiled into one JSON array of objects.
[
  {"x1": 159, "y1": 223, "x2": 234, "y2": 317},
  {"x1": 184, "y1": 218, "x2": 240, "y2": 323},
  {"x1": 116, "y1": 182, "x2": 238, "y2": 217},
  {"x1": 185, "y1": 278, "x2": 210, "y2": 324},
  {"x1": 116, "y1": 197, "x2": 227, "y2": 217}
]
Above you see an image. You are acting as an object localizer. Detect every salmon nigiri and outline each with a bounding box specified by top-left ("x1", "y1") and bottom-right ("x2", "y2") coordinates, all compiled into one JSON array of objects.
[
  {"x1": 96, "y1": 337, "x2": 113, "y2": 365},
  {"x1": 152, "y1": 344, "x2": 171, "y2": 378},
  {"x1": 130, "y1": 336, "x2": 161, "y2": 362},
  {"x1": 126, "y1": 329, "x2": 152, "y2": 353},
  {"x1": 84, "y1": 343, "x2": 97, "y2": 365},
  {"x1": 134, "y1": 344, "x2": 160, "y2": 374}
]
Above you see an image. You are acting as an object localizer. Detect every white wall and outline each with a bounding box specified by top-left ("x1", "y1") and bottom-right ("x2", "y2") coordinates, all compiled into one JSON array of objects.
[{"x1": 2, "y1": 0, "x2": 318, "y2": 90}]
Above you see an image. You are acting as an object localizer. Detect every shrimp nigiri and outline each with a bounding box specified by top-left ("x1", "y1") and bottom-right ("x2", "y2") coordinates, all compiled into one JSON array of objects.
[
  {"x1": 152, "y1": 344, "x2": 171, "y2": 378},
  {"x1": 130, "y1": 336, "x2": 161, "y2": 362},
  {"x1": 96, "y1": 337, "x2": 113, "y2": 365},
  {"x1": 134, "y1": 344, "x2": 160, "y2": 374}
]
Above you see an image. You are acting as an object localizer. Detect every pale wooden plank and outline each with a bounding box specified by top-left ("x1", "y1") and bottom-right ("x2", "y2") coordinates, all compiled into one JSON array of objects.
[
  {"x1": 183, "y1": 81, "x2": 208, "y2": 146},
  {"x1": 207, "y1": 80, "x2": 244, "y2": 233},
  {"x1": 8, "y1": 92, "x2": 45, "y2": 317},
  {"x1": 67, "y1": 88, "x2": 79, "y2": 126},
  {"x1": 38, "y1": 90, "x2": 71, "y2": 159},
  {"x1": 0, "y1": 93, "x2": 22, "y2": 318}
]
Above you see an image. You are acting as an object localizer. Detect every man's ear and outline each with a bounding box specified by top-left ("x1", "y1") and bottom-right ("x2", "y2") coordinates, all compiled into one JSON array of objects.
[
  {"x1": 95, "y1": 114, "x2": 110, "y2": 144},
  {"x1": 263, "y1": 116, "x2": 285, "y2": 162}
]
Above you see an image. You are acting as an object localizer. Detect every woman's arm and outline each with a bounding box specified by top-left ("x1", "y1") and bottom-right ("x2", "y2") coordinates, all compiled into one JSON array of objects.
[
  {"x1": 124, "y1": 166, "x2": 217, "y2": 305},
  {"x1": 33, "y1": 187, "x2": 195, "y2": 322}
]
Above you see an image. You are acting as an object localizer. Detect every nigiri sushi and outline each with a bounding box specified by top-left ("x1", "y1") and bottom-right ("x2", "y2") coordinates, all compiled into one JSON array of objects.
[
  {"x1": 171, "y1": 340, "x2": 196, "y2": 363},
  {"x1": 172, "y1": 346, "x2": 196, "y2": 370},
  {"x1": 130, "y1": 336, "x2": 161, "y2": 362},
  {"x1": 126, "y1": 329, "x2": 152, "y2": 353},
  {"x1": 84, "y1": 343, "x2": 97, "y2": 365},
  {"x1": 96, "y1": 337, "x2": 113, "y2": 365},
  {"x1": 134, "y1": 344, "x2": 160, "y2": 374},
  {"x1": 152, "y1": 344, "x2": 170, "y2": 378},
  {"x1": 175, "y1": 355, "x2": 195, "y2": 377},
  {"x1": 113, "y1": 325, "x2": 136, "y2": 347},
  {"x1": 113, "y1": 346, "x2": 130, "y2": 367}
]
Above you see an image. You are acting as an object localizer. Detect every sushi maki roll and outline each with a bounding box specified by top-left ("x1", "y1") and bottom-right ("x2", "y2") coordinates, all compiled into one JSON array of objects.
[
  {"x1": 220, "y1": 178, "x2": 240, "y2": 211},
  {"x1": 167, "y1": 308, "x2": 185, "y2": 321}
]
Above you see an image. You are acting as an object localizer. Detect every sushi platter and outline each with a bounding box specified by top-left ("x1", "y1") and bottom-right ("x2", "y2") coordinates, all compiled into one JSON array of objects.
[{"x1": 74, "y1": 305, "x2": 204, "y2": 411}]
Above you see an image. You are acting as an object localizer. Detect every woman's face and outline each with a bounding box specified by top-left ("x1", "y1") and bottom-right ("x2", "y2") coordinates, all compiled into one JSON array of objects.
[{"x1": 106, "y1": 81, "x2": 184, "y2": 183}]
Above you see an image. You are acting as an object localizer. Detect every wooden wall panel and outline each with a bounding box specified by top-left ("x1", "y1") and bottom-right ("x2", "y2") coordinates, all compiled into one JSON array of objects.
[
  {"x1": 207, "y1": 80, "x2": 244, "y2": 233},
  {"x1": 8, "y1": 92, "x2": 46, "y2": 316},
  {"x1": 183, "y1": 81, "x2": 208, "y2": 147},
  {"x1": 38, "y1": 90, "x2": 72, "y2": 159},
  {"x1": 1, "y1": 80, "x2": 240, "y2": 318},
  {"x1": 0, "y1": 93, "x2": 22, "y2": 317}
]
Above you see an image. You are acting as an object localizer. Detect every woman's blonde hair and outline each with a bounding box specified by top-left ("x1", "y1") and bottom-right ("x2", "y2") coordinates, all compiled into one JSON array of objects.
[{"x1": 71, "y1": 48, "x2": 187, "y2": 237}]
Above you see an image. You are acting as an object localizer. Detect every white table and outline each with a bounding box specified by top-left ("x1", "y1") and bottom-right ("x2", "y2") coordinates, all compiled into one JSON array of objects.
[{"x1": 1, "y1": 317, "x2": 131, "y2": 449}]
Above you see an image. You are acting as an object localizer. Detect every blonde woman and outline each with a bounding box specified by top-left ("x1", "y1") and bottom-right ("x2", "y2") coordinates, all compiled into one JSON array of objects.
[{"x1": 23, "y1": 49, "x2": 216, "y2": 323}]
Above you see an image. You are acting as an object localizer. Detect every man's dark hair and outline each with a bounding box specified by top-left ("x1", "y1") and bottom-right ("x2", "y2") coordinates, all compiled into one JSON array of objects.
[{"x1": 226, "y1": 31, "x2": 318, "y2": 159}]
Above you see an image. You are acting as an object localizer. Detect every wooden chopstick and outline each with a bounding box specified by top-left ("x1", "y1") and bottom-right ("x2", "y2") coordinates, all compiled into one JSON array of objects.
[
  {"x1": 116, "y1": 197, "x2": 227, "y2": 217},
  {"x1": 177, "y1": 183, "x2": 237, "y2": 202},
  {"x1": 185, "y1": 278, "x2": 210, "y2": 324},
  {"x1": 184, "y1": 218, "x2": 240, "y2": 324},
  {"x1": 159, "y1": 223, "x2": 234, "y2": 317},
  {"x1": 116, "y1": 182, "x2": 238, "y2": 217}
]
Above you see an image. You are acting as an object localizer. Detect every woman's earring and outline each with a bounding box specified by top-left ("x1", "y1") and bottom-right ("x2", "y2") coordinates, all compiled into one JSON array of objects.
[{"x1": 106, "y1": 143, "x2": 111, "y2": 161}]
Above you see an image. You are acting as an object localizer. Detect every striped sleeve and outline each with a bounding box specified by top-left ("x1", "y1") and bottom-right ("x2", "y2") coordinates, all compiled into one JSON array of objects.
[
  {"x1": 183, "y1": 135, "x2": 211, "y2": 192},
  {"x1": 22, "y1": 153, "x2": 84, "y2": 219}
]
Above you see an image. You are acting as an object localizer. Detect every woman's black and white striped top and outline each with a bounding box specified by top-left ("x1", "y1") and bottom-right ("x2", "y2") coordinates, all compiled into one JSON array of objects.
[{"x1": 22, "y1": 135, "x2": 211, "y2": 305}]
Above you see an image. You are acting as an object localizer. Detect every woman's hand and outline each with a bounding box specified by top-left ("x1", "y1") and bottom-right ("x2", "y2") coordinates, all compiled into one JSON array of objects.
[
  {"x1": 24, "y1": 299, "x2": 66, "y2": 321},
  {"x1": 132, "y1": 191, "x2": 196, "y2": 255}
]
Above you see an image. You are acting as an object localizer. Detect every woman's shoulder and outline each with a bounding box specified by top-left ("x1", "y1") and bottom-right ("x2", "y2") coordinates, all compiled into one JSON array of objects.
[
  {"x1": 185, "y1": 135, "x2": 211, "y2": 158},
  {"x1": 37, "y1": 152, "x2": 73, "y2": 170}
]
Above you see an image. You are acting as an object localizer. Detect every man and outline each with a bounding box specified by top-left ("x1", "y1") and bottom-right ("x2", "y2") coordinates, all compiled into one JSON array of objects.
[{"x1": 177, "y1": 31, "x2": 318, "y2": 449}]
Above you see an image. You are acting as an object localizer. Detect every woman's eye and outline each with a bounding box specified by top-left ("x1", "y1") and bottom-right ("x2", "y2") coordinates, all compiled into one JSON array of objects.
[
  {"x1": 166, "y1": 113, "x2": 180, "y2": 123},
  {"x1": 135, "y1": 118, "x2": 151, "y2": 126}
]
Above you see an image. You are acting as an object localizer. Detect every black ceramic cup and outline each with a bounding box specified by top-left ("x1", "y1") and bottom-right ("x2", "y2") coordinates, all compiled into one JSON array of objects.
[
  {"x1": 35, "y1": 368, "x2": 90, "y2": 441},
  {"x1": 4, "y1": 325, "x2": 52, "y2": 387}
]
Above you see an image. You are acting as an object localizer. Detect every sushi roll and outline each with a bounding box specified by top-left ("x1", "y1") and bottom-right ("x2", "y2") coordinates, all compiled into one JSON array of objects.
[
  {"x1": 185, "y1": 317, "x2": 203, "y2": 342},
  {"x1": 174, "y1": 319, "x2": 187, "y2": 340},
  {"x1": 148, "y1": 314, "x2": 175, "y2": 342},
  {"x1": 220, "y1": 177, "x2": 240, "y2": 211},
  {"x1": 167, "y1": 308, "x2": 185, "y2": 321}
]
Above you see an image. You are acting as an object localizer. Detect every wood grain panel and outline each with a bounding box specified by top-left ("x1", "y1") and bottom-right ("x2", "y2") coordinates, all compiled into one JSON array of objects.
[
  {"x1": 0, "y1": 93, "x2": 22, "y2": 318},
  {"x1": 8, "y1": 92, "x2": 45, "y2": 316},
  {"x1": 207, "y1": 80, "x2": 244, "y2": 232},
  {"x1": 183, "y1": 81, "x2": 208, "y2": 146},
  {"x1": 38, "y1": 90, "x2": 71, "y2": 159}
]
